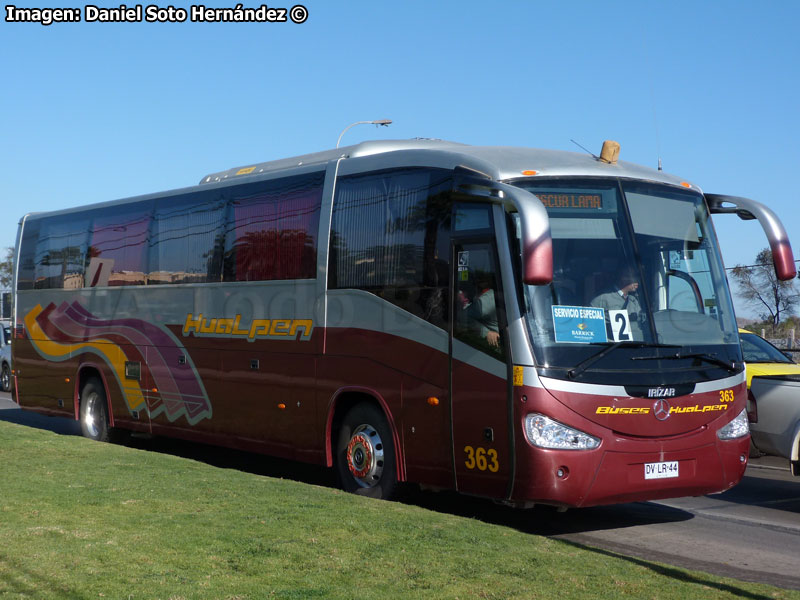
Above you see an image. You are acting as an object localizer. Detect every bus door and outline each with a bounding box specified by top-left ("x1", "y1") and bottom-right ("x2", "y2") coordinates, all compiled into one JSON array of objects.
[{"x1": 450, "y1": 231, "x2": 512, "y2": 498}]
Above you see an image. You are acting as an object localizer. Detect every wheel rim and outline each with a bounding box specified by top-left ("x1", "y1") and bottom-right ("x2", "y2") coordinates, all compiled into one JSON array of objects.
[
  {"x1": 1, "y1": 368, "x2": 8, "y2": 390},
  {"x1": 345, "y1": 424, "x2": 384, "y2": 488},
  {"x1": 83, "y1": 392, "x2": 101, "y2": 438}
]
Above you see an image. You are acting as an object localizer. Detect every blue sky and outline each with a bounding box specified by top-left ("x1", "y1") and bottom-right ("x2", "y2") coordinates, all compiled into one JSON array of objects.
[{"x1": 2, "y1": 0, "x2": 799, "y2": 317}]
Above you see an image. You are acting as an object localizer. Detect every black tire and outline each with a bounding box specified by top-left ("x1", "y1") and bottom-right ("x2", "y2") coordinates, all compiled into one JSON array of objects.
[
  {"x1": 335, "y1": 403, "x2": 398, "y2": 500},
  {"x1": 79, "y1": 378, "x2": 112, "y2": 442},
  {"x1": 1, "y1": 363, "x2": 10, "y2": 393}
]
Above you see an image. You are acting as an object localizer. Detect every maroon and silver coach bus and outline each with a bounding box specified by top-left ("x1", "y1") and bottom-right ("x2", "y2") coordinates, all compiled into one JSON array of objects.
[{"x1": 11, "y1": 139, "x2": 796, "y2": 507}]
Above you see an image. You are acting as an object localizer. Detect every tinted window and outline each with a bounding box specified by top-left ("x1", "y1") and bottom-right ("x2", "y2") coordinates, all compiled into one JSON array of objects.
[
  {"x1": 17, "y1": 171, "x2": 324, "y2": 290},
  {"x1": 88, "y1": 202, "x2": 152, "y2": 286},
  {"x1": 454, "y1": 204, "x2": 492, "y2": 231},
  {"x1": 740, "y1": 332, "x2": 793, "y2": 364},
  {"x1": 223, "y1": 171, "x2": 324, "y2": 281},
  {"x1": 329, "y1": 168, "x2": 452, "y2": 328},
  {"x1": 16, "y1": 218, "x2": 40, "y2": 291},
  {"x1": 34, "y1": 213, "x2": 89, "y2": 289},
  {"x1": 454, "y1": 240, "x2": 506, "y2": 360},
  {"x1": 149, "y1": 193, "x2": 225, "y2": 285}
]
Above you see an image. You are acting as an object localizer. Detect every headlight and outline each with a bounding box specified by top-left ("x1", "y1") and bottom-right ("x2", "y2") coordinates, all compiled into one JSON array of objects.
[
  {"x1": 524, "y1": 413, "x2": 600, "y2": 450},
  {"x1": 717, "y1": 408, "x2": 749, "y2": 440}
]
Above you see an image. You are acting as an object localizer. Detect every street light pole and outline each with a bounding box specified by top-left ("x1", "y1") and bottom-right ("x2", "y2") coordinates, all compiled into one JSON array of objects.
[{"x1": 336, "y1": 119, "x2": 392, "y2": 148}]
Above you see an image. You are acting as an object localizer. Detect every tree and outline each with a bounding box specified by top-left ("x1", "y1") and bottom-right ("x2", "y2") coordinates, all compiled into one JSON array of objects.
[
  {"x1": 731, "y1": 248, "x2": 800, "y2": 329},
  {"x1": 0, "y1": 246, "x2": 12, "y2": 289}
]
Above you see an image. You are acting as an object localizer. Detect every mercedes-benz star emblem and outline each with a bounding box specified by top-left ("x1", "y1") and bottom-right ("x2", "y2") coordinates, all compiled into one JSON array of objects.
[{"x1": 653, "y1": 398, "x2": 671, "y2": 421}]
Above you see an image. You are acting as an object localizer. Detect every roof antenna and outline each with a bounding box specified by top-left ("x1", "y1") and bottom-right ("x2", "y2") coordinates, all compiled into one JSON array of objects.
[
  {"x1": 570, "y1": 139, "x2": 598, "y2": 159},
  {"x1": 648, "y1": 68, "x2": 663, "y2": 170}
]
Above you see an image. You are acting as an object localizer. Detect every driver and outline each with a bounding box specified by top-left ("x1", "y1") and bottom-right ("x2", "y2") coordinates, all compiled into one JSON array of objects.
[{"x1": 591, "y1": 267, "x2": 643, "y2": 340}]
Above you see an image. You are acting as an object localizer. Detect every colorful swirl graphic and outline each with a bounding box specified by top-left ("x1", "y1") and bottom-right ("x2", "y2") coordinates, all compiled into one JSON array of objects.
[{"x1": 25, "y1": 301, "x2": 212, "y2": 425}]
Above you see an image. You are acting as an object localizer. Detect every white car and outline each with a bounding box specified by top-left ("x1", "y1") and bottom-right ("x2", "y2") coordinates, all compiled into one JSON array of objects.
[{"x1": 1, "y1": 322, "x2": 11, "y2": 393}]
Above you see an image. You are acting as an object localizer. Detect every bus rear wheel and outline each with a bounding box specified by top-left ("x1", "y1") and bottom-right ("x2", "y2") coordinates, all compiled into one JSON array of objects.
[
  {"x1": 335, "y1": 403, "x2": 398, "y2": 500},
  {"x1": 79, "y1": 378, "x2": 112, "y2": 442}
]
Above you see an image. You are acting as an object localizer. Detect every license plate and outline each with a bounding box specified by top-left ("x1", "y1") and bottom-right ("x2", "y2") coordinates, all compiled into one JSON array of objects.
[{"x1": 644, "y1": 461, "x2": 679, "y2": 480}]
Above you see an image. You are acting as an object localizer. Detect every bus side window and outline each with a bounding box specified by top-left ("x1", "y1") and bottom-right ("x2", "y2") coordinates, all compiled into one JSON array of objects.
[
  {"x1": 329, "y1": 168, "x2": 452, "y2": 330},
  {"x1": 88, "y1": 203, "x2": 152, "y2": 287},
  {"x1": 34, "y1": 214, "x2": 89, "y2": 289},
  {"x1": 16, "y1": 219, "x2": 41, "y2": 291},
  {"x1": 223, "y1": 171, "x2": 324, "y2": 282},
  {"x1": 149, "y1": 195, "x2": 226, "y2": 285},
  {"x1": 454, "y1": 244, "x2": 505, "y2": 360}
]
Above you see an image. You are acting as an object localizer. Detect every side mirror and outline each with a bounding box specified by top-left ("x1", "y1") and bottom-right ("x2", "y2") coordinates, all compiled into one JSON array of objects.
[
  {"x1": 706, "y1": 194, "x2": 796, "y2": 281},
  {"x1": 495, "y1": 182, "x2": 553, "y2": 285}
]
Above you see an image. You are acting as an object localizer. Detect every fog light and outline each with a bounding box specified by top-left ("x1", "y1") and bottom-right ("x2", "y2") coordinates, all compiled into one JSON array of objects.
[{"x1": 557, "y1": 466, "x2": 569, "y2": 479}]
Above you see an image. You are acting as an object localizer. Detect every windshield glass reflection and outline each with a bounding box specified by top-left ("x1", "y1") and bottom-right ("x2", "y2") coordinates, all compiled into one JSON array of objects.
[{"x1": 511, "y1": 179, "x2": 741, "y2": 383}]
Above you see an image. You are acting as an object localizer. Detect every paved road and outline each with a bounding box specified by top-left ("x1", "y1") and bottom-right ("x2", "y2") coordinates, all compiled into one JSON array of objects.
[
  {"x1": 549, "y1": 460, "x2": 800, "y2": 590},
  {"x1": 0, "y1": 392, "x2": 81, "y2": 435},
  {"x1": 2, "y1": 390, "x2": 798, "y2": 590}
]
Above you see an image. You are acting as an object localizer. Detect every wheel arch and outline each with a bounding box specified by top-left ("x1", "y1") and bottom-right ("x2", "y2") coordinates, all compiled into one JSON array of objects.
[{"x1": 325, "y1": 386, "x2": 406, "y2": 482}]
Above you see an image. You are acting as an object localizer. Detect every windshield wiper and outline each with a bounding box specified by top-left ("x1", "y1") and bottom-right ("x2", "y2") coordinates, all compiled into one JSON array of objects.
[
  {"x1": 567, "y1": 342, "x2": 679, "y2": 379},
  {"x1": 631, "y1": 351, "x2": 738, "y2": 373}
]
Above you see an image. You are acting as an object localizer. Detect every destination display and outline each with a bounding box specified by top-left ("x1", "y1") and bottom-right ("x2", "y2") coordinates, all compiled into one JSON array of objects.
[{"x1": 535, "y1": 193, "x2": 603, "y2": 210}]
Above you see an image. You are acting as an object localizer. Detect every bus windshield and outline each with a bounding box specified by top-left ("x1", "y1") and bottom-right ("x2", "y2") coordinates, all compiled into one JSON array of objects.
[{"x1": 511, "y1": 179, "x2": 742, "y2": 384}]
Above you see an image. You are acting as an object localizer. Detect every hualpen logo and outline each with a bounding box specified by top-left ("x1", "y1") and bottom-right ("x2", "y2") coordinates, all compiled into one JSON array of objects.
[{"x1": 182, "y1": 313, "x2": 313, "y2": 342}]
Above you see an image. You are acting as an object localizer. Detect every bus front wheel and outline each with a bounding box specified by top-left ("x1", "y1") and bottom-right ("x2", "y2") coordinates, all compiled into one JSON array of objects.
[{"x1": 335, "y1": 403, "x2": 398, "y2": 500}]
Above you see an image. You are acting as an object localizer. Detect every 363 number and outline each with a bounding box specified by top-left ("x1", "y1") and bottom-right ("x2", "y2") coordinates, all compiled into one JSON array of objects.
[
  {"x1": 464, "y1": 446, "x2": 499, "y2": 472},
  {"x1": 719, "y1": 389, "x2": 734, "y2": 403}
]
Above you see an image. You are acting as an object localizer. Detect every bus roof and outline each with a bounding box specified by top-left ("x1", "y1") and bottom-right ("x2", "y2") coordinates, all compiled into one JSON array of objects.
[
  {"x1": 20, "y1": 139, "x2": 695, "y2": 225},
  {"x1": 199, "y1": 138, "x2": 691, "y2": 189}
]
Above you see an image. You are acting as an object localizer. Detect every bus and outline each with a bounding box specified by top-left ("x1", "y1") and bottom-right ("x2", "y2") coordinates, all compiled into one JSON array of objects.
[{"x1": 11, "y1": 139, "x2": 796, "y2": 507}]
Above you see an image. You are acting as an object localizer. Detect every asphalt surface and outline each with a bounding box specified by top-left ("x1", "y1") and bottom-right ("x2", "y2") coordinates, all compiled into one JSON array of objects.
[
  {"x1": 2, "y1": 391, "x2": 798, "y2": 591},
  {"x1": 551, "y1": 461, "x2": 800, "y2": 591}
]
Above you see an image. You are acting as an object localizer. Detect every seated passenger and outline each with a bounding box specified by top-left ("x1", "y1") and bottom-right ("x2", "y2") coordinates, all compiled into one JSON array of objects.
[{"x1": 467, "y1": 273, "x2": 500, "y2": 349}]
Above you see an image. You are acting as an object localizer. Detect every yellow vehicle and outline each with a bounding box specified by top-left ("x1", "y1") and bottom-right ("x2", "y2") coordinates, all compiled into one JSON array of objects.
[{"x1": 739, "y1": 329, "x2": 800, "y2": 386}]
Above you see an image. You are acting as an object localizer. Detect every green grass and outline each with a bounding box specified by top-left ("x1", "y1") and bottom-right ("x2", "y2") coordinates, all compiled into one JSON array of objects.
[{"x1": 0, "y1": 420, "x2": 796, "y2": 600}]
